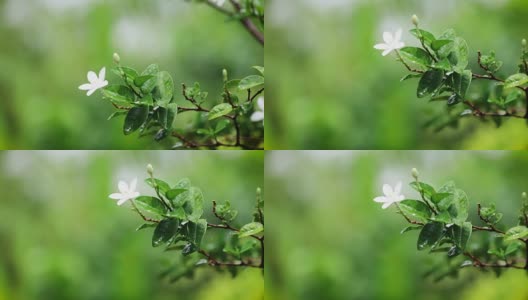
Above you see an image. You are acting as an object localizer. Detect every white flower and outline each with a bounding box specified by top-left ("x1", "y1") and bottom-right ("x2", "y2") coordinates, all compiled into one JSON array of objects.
[
  {"x1": 79, "y1": 67, "x2": 108, "y2": 96},
  {"x1": 211, "y1": 0, "x2": 225, "y2": 6},
  {"x1": 374, "y1": 29, "x2": 405, "y2": 56},
  {"x1": 373, "y1": 182, "x2": 405, "y2": 209},
  {"x1": 109, "y1": 178, "x2": 140, "y2": 206},
  {"x1": 250, "y1": 97, "x2": 264, "y2": 124}
]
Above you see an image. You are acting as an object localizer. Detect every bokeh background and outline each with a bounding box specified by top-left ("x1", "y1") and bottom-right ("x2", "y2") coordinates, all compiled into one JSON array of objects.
[
  {"x1": 266, "y1": 151, "x2": 528, "y2": 300},
  {"x1": 0, "y1": 0, "x2": 263, "y2": 149},
  {"x1": 266, "y1": 0, "x2": 528, "y2": 149},
  {"x1": 0, "y1": 151, "x2": 264, "y2": 300}
]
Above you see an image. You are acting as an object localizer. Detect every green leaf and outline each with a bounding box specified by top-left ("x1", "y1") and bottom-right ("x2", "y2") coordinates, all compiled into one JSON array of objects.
[
  {"x1": 430, "y1": 211, "x2": 453, "y2": 223},
  {"x1": 431, "y1": 40, "x2": 453, "y2": 51},
  {"x1": 173, "y1": 178, "x2": 191, "y2": 189},
  {"x1": 107, "y1": 111, "x2": 127, "y2": 120},
  {"x1": 239, "y1": 222, "x2": 263, "y2": 238},
  {"x1": 165, "y1": 189, "x2": 187, "y2": 201},
  {"x1": 417, "y1": 222, "x2": 444, "y2": 250},
  {"x1": 417, "y1": 70, "x2": 444, "y2": 98},
  {"x1": 142, "y1": 64, "x2": 159, "y2": 76},
  {"x1": 208, "y1": 103, "x2": 233, "y2": 120},
  {"x1": 398, "y1": 200, "x2": 432, "y2": 222},
  {"x1": 152, "y1": 218, "x2": 180, "y2": 247},
  {"x1": 480, "y1": 51, "x2": 503, "y2": 73},
  {"x1": 182, "y1": 187, "x2": 204, "y2": 222},
  {"x1": 183, "y1": 219, "x2": 207, "y2": 247},
  {"x1": 503, "y1": 226, "x2": 528, "y2": 241},
  {"x1": 134, "y1": 75, "x2": 155, "y2": 89},
  {"x1": 505, "y1": 241, "x2": 522, "y2": 256},
  {"x1": 120, "y1": 67, "x2": 139, "y2": 80},
  {"x1": 145, "y1": 178, "x2": 171, "y2": 194},
  {"x1": 450, "y1": 222, "x2": 472, "y2": 250},
  {"x1": 182, "y1": 243, "x2": 197, "y2": 256},
  {"x1": 410, "y1": 29, "x2": 436, "y2": 45},
  {"x1": 431, "y1": 193, "x2": 452, "y2": 204},
  {"x1": 123, "y1": 106, "x2": 149, "y2": 135},
  {"x1": 400, "y1": 47, "x2": 432, "y2": 66},
  {"x1": 157, "y1": 71, "x2": 174, "y2": 105},
  {"x1": 504, "y1": 73, "x2": 528, "y2": 89},
  {"x1": 135, "y1": 196, "x2": 167, "y2": 215},
  {"x1": 479, "y1": 204, "x2": 503, "y2": 224},
  {"x1": 448, "y1": 189, "x2": 469, "y2": 223},
  {"x1": 448, "y1": 37, "x2": 469, "y2": 71},
  {"x1": 215, "y1": 201, "x2": 238, "y2": 222},
  {"x1": 447, "y1": 71, "x2": 472, "y2": 98},
  {"x1": 166, "y1": 103, "x2": 178, "y2": 129},
  {"x1": 253, "y1": 66, "x2": 264, "y2": 76},
  {"x1": 409, "y1": 182, "x2": 436, "y2": 199},
  {"x1": 401, "y1": 74, "x2": 422, "y2": 81},
  {"x1": 400, "y1": 226, "x2": 422, "y2": 234},
  {"x1": 215, "y1": 119, "x2": 231, "y2": 134},
  {"x1": 136, "y1": 223, "x2": 157, "y2": 231},
  {"x1": 238, "y1": 75, "x2": 264, "y2": 90},
  {"x1": 225, "y1": 79, "x2": 242, "y2": 93},
  {"x1": 102, "y1": 85, "x2": 135, "y2": 104},
  {"x1": 140, "y1": 64, "x2": 159, "y2": 93}
]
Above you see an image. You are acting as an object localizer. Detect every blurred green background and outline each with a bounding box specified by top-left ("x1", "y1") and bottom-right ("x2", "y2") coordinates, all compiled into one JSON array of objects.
[
  {"x1": 0, "y1": 151, "x2": 264, "y2": 300},
  {"x1": 0, "y1": 0, "x2": 263, "y2": 149},
  {"x1": 266, "y1": 0, "x2": 528, "y2": 149},
  {"x1": 266, "y1": 150, "x2": 528, "y2": 300}
]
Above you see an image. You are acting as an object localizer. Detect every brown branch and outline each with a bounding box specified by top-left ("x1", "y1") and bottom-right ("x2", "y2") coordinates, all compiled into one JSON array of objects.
[
  {"x1": 198, "y1": 249, "x2": 261, "y2": 268},
  {"x1": 228, "y1": 0, "x2": 264, "y2": 45}
]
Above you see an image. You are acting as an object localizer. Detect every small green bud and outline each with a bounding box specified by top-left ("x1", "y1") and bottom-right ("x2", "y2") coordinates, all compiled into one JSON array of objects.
[
  {"x1": 222, "y1": 69, "x2": 228, "y2": 83},
  {"x1": 522, "y1": 39, "x2": 527, "y2": 48},
  {"x1": 147, "y1": 164, "x2": 154, "y2": 176},
  {"x1": 412, "y1": 14, "x2": 419, "y2": 27},
  {"x1": 411, "y1": 168, "x2": 419, "y2": 180},
  {"x1": 523, "y1": 192, "x2": 527, "y2": 200},
  {"x1": 113, "y1": 52, "x2": 121, "y2": 64}
]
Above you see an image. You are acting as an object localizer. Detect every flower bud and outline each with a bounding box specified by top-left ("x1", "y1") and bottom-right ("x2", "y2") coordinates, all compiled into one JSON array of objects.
[
  {"x1": 147, "y1": 164, "x2": 154, "y2": 176},
  {"x1": 222, "y1": 69, "x2": 228, "y2": 82},
  {"x1": 113, "y1": 52, "x2": 121, "y2": 64},
  {"x1": 523, "y1": 192, "x2": 527, "y2": 200},
  {"x1": 411, "y1": 168, "x2": 419, "y2": 180},
  {"x1": 522, "y1": 39, "x2": 527, "y2": 48},
  {"x1": 412, "y1": 14, "x2": 419, "y2": 26}
]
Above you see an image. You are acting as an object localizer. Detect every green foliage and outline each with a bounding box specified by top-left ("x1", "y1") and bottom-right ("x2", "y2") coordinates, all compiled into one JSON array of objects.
[
  {"x1": 124, "y1": 166, "x2": 264, "y2": 282},
  {"x1": 393, "y1": 18, "x2": 528, "y2": 131},
  {"x1": 99, "y1": 61, "x2": 264, "y2": 149},
  {"x1": 390, "y1": 172, "x2": 528, "y2": 280}
]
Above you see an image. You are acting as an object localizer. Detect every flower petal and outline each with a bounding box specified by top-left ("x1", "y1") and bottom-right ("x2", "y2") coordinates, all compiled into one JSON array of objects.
[
  {"x1": 109, "y1": 193, "x2": 122, "y2": 199},
  {"x1": 129, "y1": 178, "x2": 137, "y2": 192},
  {"x1": 394, "y1": 182, "x2": 402, "y2": 194},
  {"x1": 99, "y1": 67, "x2": 106, "y2": 81},
  {"x1": 383, "y1": 31, "x2": 393, "y2": 44},
  {"x1": 257, "y1": 97, "x2": 264, "y2": 110},
  {"x1": 394, "y1": 41, "x2": 405, "y2": 50},
  {"x1": 382, "y1": 201, "x2": 393, "y2": 209},
  {"x1": 79, "y1": 83, "x2": 93, "y2": 90},
  {"x1": 87, "y1": 88, "x2": 97, "y2": 96},
  {"x1": 251, "y1": 111, "x2": 264, "y2": 122},
  {"x1": 374, "y1": 43, "x2": 389, "y2": 50},
  {"x1": 117, "y1": 197, "x2": 130, "y2": 206},
  {"x1": 382, "y1": 48, "x2": 393, "y2": 56},
  {"x1": 118, "y1": 180, "x2": 128, "y2": 193},
  {"x1": 87, "y1": 71, "x2": 98, "y2": 83},
  {"x1": 131, "y1": 191, "x2": 140, "y2": 198},
  {"x1": 373, "y1": 196, "x2": 387, "y2": 203},
  {"x1": 394, "y1": 28, "x2": 402, "y2": 43},
  {"x1": 382, "y1": 184, "x2": 392, "y2": 196}
]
